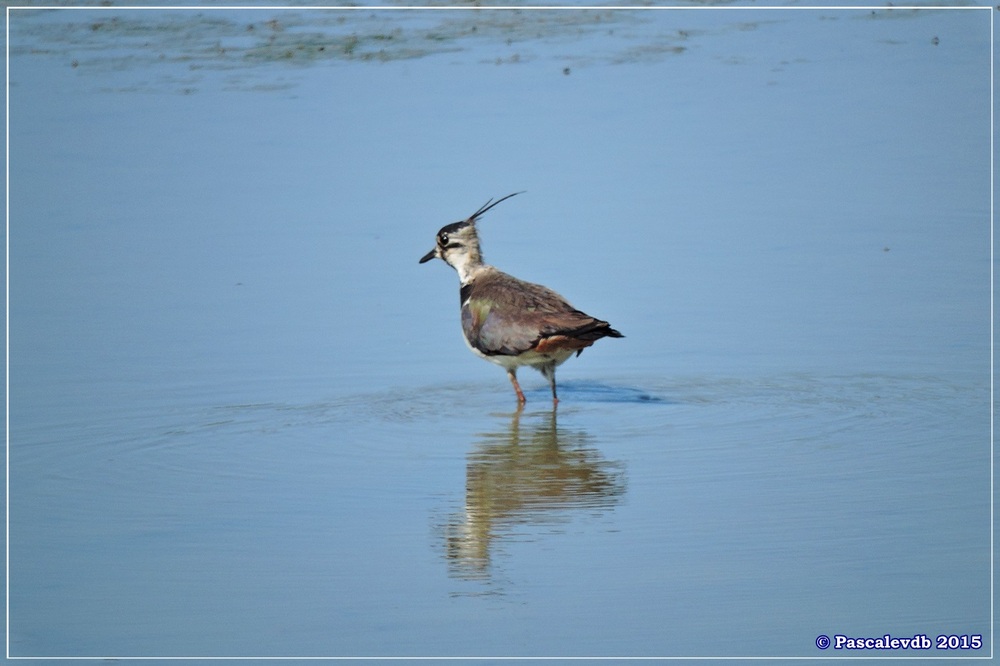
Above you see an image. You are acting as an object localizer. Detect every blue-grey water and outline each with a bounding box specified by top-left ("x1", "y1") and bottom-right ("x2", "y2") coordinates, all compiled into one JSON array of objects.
[{"x1": 7, "y1": 5, "x2": 992, "y2": 660}]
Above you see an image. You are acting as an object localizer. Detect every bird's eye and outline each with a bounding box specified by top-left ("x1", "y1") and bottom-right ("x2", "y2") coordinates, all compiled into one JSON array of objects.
[{"x1": 439, "y1": 233, "x2": 449, "y2": 246}]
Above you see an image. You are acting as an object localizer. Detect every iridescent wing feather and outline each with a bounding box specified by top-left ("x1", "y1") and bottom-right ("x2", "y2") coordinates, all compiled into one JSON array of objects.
[{"x1": 461, "y1": 271, "x2": 622, "y2": 357}]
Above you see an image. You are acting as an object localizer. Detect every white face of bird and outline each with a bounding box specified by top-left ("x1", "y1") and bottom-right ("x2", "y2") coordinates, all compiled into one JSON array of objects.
[{"x1": 419, "y1": 220, "x2": 482, "y2": 272}]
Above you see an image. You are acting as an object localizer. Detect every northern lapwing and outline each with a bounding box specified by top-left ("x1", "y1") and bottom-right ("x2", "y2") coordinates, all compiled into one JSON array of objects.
[{"x1": 419, "y1": 193, "x2": 623, "y2": 405}]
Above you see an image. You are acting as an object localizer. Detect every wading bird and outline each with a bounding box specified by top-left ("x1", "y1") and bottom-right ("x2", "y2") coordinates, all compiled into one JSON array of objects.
[{"x1": 419, "y1": 193, "x2": 623, "y2": 405}]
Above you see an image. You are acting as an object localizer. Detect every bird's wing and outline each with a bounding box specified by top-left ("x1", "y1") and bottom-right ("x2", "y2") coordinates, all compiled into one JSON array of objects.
[{"x1": 461, "y1": 271, "x2": 612, "y2": 357}]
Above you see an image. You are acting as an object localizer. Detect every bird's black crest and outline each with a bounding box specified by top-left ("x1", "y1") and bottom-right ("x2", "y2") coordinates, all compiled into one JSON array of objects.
[
  {"x1": 468, "y1": 191, "x2": 524, "y2": 224},
  {"x1": 439, "y1": 219, "x2": 471, "y2": 236},
  {"x1": 437, "y1": 192, "x2": 524, "y2": 238}
]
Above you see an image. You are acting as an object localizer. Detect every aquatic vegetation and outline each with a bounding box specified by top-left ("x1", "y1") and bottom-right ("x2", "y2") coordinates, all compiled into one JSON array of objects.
[{"x1": 9, "y1": 6, "x2": 739, "y2": 92}]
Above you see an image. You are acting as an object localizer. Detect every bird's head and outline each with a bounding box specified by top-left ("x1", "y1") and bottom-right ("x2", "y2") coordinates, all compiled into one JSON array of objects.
[{"x1": 419, "y1": 192, "x2": 523, "y2": 281}]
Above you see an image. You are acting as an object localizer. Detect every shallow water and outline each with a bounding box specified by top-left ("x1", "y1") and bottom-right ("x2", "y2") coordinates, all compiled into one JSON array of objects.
[{"x1": 7, "y1": 5, "x2": 993, "y2": 660}]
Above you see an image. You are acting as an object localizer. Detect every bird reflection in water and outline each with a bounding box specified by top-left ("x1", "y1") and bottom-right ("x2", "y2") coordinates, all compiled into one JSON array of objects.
[{"x1": 443, "y1": 408, "x2": 627, "y2": 581}]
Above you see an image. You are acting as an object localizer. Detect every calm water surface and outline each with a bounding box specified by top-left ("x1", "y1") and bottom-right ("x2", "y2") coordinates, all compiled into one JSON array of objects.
[{"x1": 7, "y1": 5, "x2": 992, "y2": 660}]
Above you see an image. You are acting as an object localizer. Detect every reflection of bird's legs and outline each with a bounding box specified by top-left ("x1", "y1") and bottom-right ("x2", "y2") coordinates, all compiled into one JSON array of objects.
[{"x1": 507, "y1": 369, "x2": 526, "y2": 404}]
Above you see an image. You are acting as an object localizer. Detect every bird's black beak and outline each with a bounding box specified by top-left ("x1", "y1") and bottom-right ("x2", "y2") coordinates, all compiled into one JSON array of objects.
[{"x1": 419, "y1": 248, "x2": 437, "y2": 264}]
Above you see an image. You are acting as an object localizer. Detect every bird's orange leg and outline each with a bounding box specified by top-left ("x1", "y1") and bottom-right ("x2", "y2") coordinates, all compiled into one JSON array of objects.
[{"x1": 507, "y1": 370, "x2": 526, "y2": 404}]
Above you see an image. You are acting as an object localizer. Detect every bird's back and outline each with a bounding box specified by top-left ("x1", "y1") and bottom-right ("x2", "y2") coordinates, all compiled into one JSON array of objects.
[{"x1": 461, "y1": 266, "x2": 622, "y2": 358}]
